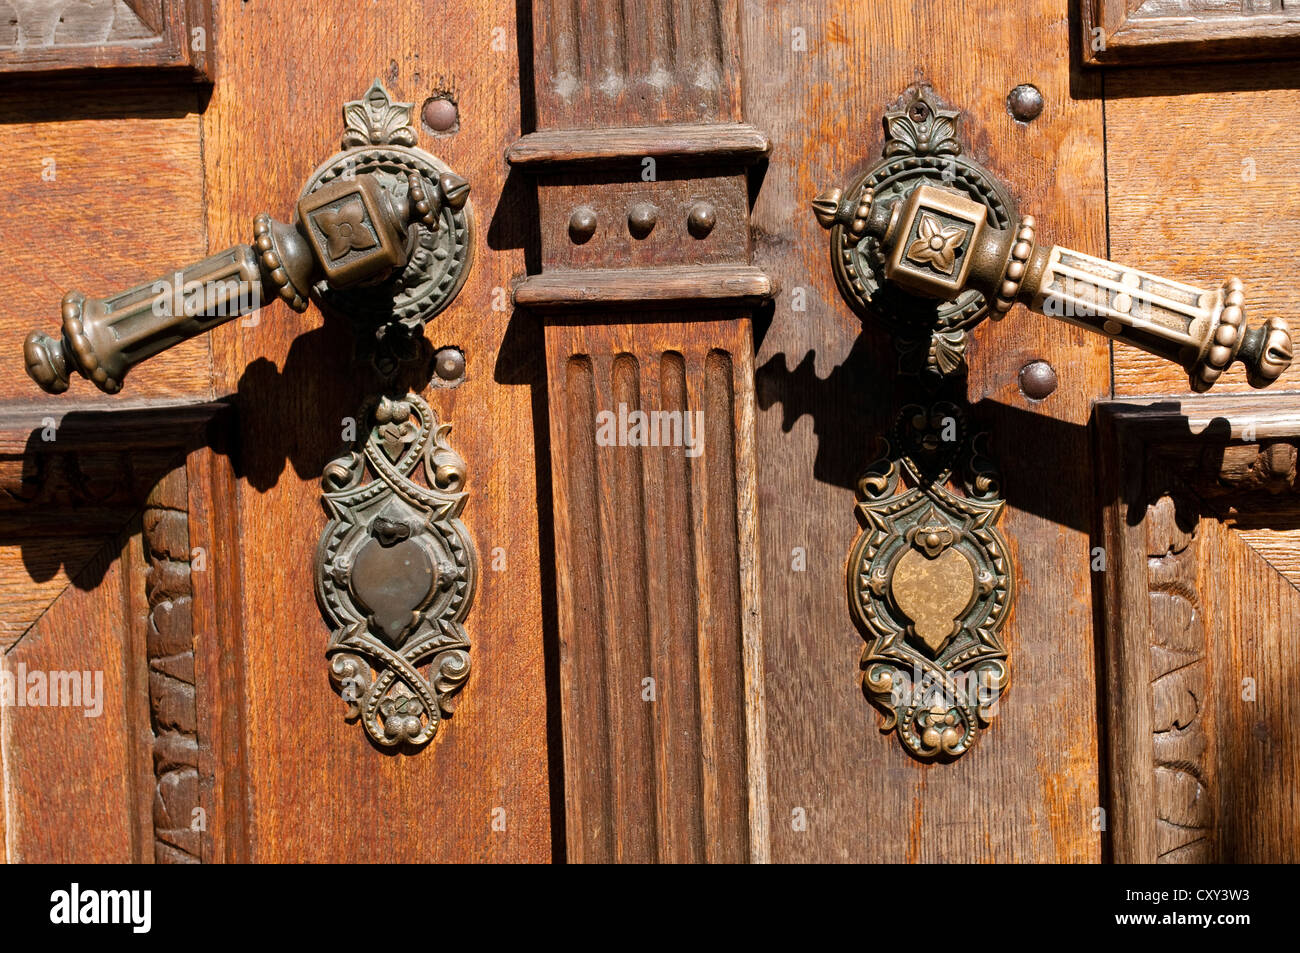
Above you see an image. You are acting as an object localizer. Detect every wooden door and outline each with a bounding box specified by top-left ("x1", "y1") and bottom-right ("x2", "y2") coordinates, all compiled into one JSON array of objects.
[
  {"x1": 0, "y1": 0, "x2": 553, "y2": 863},
  {"x1": 744, "y1": 2, "x2": 1300, "y2": 863},
  {"x1": 2, "y1": 0, "x2": 1297, "y2": 866}
]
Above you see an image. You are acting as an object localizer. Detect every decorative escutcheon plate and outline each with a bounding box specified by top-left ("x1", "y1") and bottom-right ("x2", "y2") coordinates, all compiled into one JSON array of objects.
[
  {"x1": 848, "y1": 404, "x2": 1012, "y2": 761},
  {"x1": 299, "y1": 80, "x2": 475, "y2": 374},
  {"x1": 813, "y1": 85, "x2": 1016, "y2": 381},
  {"x1": 316, "y1": 394, "x2": 477, "y2": 748}
]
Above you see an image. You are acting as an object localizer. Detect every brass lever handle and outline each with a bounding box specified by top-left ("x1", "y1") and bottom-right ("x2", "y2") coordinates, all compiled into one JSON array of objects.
[
  {"x1": 814, "y1": 180, "x2": 1293, "y2": 391},
  {"x1": 24, "y1": 169, "x2": 468, "y2": 394}
]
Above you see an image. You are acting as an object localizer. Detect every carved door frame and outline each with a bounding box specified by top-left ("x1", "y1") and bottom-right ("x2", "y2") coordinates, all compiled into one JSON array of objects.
[{"x1": 1096, "y1": 392, "x2": 1300, "y2": 863}]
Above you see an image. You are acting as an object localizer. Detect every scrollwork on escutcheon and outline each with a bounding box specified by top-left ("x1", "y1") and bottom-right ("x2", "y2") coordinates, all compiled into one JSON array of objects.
[
  {"x1": 316, "y1": 393, "x2": 477, "y2": 749},
  {"x1": 848, "y1": 404, "x2": 1012, "y2": 761}
]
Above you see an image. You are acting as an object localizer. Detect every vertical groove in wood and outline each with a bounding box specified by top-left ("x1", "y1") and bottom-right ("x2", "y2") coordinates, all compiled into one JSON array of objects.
[
  {"x1": 546, "y1": 320, "x2": 765, "y2": 861},
  {"x1": 526, "y1": 0, "x2": 763, "y2": 861},
  {"x1": 650, "y1": 351, "x2": 706, "y2": 863},
  {"x1": 559, "y1": 355, "x2": 614, "y2": 862},
  {"x1": 693, "y1": 349, "x2": 749, "y2": 861},
  {"x1": 601, "y1": 354, "x2": 658, "y2": 860}
]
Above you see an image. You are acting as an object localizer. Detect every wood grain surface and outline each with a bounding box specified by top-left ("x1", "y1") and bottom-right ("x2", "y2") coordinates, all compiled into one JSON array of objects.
[
  {"x1": 743, "y1": 0, "x2": 1108, "y2": 862},
  {"x1": 0, "y1": 404, "x2": 239, "y2": 861},
  {"x1": 1081, "y1": 0, "x2": 1300, "y2": 66},
  {"x1": 1201, "y1": 515, "x2": 1300, "y2": 861},
  {"x1": 520, "y1": 0, "x2": 771, "y2": 862},
  {"x1": 0, "y1": 0, "x2": 214, "y2": 81},
  {"x1": 6, "y1": 0, "x2": 1300, "y2": 867},
  {"x1": 544, "y1": 317, "x2": 768, "y2": 862},
  {"x1": 531, "y1": 0, "x2": 743, "y2": 127},
  {"x1": 1095, "y1": 395, "x2": 1300, "y2": 862},
  {"x1": 3, "y1": 533, "x2": 145, "y2": 862}
]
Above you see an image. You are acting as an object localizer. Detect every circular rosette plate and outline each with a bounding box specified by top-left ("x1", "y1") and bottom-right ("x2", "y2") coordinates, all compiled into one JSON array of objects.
[
  {"x1": 298, "y1": 145, "x2": 474, "y2": 334},
  {"x1": 829, "y1": 154, "x2": 1016, "y2": 343}
]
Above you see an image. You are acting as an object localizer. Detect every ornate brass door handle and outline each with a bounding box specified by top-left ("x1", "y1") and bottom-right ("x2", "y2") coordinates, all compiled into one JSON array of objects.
[
  {"x1": 19, "y1": 82, "x2": 479, "y2": 751},
  {"x1": 24, "y1": 83, "x2": 472, "y2": 395},
  {"x1": 808, "y1": 84, "x2": 1295, "y2": 762},
  {"x1": 813, "y1": 104, "x2": 1293, "y2": 391}
]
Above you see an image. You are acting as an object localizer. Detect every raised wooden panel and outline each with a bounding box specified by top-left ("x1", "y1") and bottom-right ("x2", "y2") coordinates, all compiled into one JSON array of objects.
[
  {"x1": 545, "y1": 317, "x2": 767, "y2": 862},
  {"x1": 3, "y1": 538, "x2": 146, "y2": 862},
  {"x1": 0, "y1": 0, "x2": 214, "y2": 80},
  {"x1": 1082, "y1": 0, "x2": 1300, "y2": 65},
  {"x1": 1096, "y1": 395, "x2": 1300, "y2": 863},
  {"x1": 0, "y1": 405, "x2": 221, "y2": 646},
  {"x1": 200, "y1": 0, "x2": 552, "y2": 862},
  {"x1": 1106, "y1": 65, "x2": 1300, "y2": 397},
  {"x1": 743, "y1": 0, "x2": 1107, "y2": 862},
  {"x1": 0, "y1": 89, "x2": 212, "y2": 403},
  {"x1": 1201, "y1": 518, "x2": 1300, "y2": 861}
]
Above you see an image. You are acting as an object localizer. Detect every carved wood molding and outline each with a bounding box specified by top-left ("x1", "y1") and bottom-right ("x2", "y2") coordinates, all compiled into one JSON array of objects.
[
  {"x1": 142, "y1": 464, "x2": 201, "y2": 862},
  {"x1": 0, "y1": 0, "x2": 214, "y2": 81},
  {"x1": 513, "y1": 0, "x2": 771, "y2": 861},
  {"x1": 506, "y1": 123, "x2": 771, "y2": 169},
  {"x1": 514, "y1": 265, "x2": 773, "y2": 311},
  {"x1": 1082, "y1": 0, "x2": 1300, "y2": 65},
  {"x1": 1095, "y1": 393, "x2": 1300, "y2": 863}
]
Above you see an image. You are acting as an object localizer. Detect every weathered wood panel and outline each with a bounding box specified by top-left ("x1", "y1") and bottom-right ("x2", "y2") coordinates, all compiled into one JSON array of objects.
[
  {"x1": 1082, "y1": 0, "x2": 1300, "y2": 66},
  {"x1": 0, "y1": 0, "x2": 213, "y2": 80},
  {"x1": 517, "y1": 0, "x2": 770, "y2": 862},
  {"x1": 544, "y1": 317, "x2": 767, "y2": 862},
  {"x1": 1095, "y1": 395, "x2": 1300, "y2": 862},
  {"x1": 0, "y1": 405, "x2": 241, "y2": 862}
]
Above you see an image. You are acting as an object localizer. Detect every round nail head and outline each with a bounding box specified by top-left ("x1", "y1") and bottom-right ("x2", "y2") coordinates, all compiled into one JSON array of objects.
[
  {"x1": 569, "y1": 206, "x2": 598, "y2": 244},
  {"x1": 1019, "y1": 360, "x2": 1058, "y2": 400},
  {"x1": 422, "y1": 97, "x2": 459, "y2": 133},
  {"x1": 687, "y1": 202, "x2": 716, "y2": 238},
  {"x1": 628, "y1": 203, "x2": 658, "y2": 239},
  {"x1": 434, "y1": 347, "x2": 465, "y2": 382},
  {"x1": 1008, "y1": 84, "x2": 1044, "y2": 122}
]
